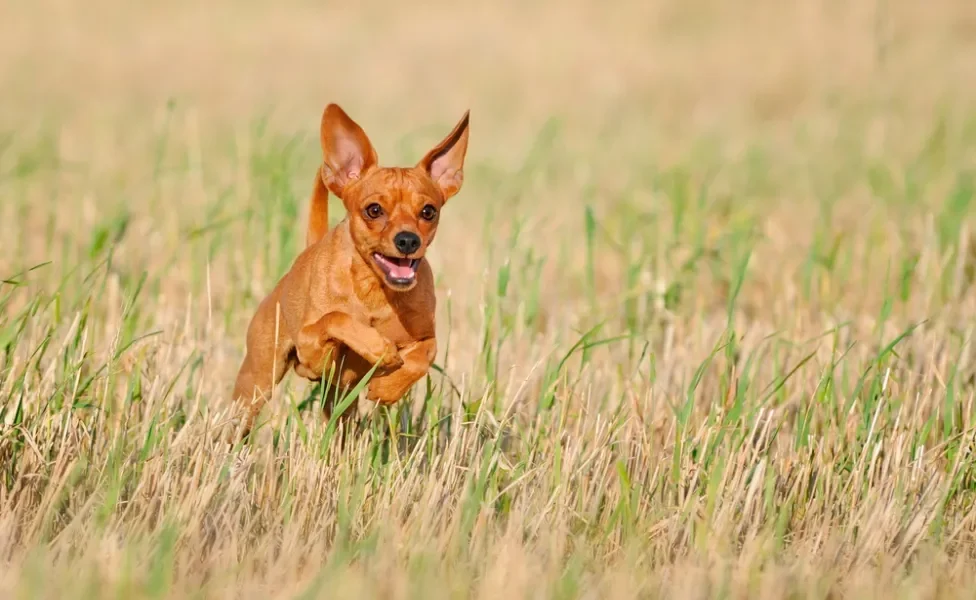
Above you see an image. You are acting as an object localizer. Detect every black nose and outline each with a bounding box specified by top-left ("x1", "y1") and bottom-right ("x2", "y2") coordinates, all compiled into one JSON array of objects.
[{"x1": 393, "y1": 231, "x2": 421, "y2": 255}]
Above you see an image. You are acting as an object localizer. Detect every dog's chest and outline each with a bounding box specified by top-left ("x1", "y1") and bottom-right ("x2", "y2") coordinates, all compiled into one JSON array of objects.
[
  {"x1": 367, "y1": 303, "x2": 429, "y2": 348},
  {"x1": 369, "y1": 308, "x2": 412, "y2": 346}
]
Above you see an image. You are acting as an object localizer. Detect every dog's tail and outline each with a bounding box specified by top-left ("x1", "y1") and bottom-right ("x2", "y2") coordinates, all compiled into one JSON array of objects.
[{"x1": 305, "y1": 166, "x2": 330, "y2": 248}]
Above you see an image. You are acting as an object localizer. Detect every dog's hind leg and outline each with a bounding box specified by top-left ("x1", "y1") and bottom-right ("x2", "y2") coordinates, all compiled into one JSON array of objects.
[{"x1": 231, "y1": 295, "x2": 294, "y2": 439}]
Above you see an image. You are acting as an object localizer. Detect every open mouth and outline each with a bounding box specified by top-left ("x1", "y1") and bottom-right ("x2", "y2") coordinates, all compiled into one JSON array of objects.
[{"x1": 372, "y1": 253, "x2": 420, "y2": 286}]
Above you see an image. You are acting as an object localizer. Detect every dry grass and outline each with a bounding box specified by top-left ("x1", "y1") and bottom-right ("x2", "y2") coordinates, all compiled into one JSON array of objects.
[{"x1": 4, "y1": 0, "x2": 976, "y2": 597}]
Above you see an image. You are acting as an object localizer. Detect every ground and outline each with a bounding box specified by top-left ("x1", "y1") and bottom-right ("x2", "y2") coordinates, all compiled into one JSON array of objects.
[{"x1": 3, "y1": 0, "x2": 976, "y2": 598}]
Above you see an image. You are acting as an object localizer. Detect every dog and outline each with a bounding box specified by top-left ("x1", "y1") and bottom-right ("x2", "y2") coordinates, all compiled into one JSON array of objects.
[{"x1": 231, "y1": 103, "x2": 469, "y2": 438}]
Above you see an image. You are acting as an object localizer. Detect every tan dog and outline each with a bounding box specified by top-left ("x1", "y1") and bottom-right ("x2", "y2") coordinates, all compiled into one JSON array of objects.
[{"x1": 231, "y1": 104, "x2": 469, "y2": 438}]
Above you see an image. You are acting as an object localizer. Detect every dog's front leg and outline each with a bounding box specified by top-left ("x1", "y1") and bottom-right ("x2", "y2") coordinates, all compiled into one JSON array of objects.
[
  {"x1": 365, "y1": 337, "x2": 436, "y2": 405},
  {"x1": 296, "y1": 311, "x2": 404, "y2": 375}
]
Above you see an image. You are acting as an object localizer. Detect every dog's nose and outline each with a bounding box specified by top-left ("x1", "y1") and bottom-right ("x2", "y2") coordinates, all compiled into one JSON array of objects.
[{"x1": 393, "y1": 231, "x2": 421, "y2": 255}]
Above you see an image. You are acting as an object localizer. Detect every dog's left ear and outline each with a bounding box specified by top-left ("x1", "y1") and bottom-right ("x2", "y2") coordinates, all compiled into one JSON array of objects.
[
  {"x1": 320, "y1": 103, "x2": 379, "y2": 198},
  {"x1": 418, "y1": 111, "x2": 470, "y2": 202}
]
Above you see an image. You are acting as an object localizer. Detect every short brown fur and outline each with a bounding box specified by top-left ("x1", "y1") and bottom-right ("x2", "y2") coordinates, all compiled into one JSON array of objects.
[{"x1": 232, "y1": 103, "x2": 470, "y2": 437}]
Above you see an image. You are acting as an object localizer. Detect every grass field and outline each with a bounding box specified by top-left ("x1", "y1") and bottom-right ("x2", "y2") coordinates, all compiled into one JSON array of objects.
[{"x1": 4, "y1": 0, "x2": 976, "y2": 597}]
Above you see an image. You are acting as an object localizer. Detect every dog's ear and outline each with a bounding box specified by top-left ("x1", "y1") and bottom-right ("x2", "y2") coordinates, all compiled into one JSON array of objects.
[
  {"x1": 418, "y1": 111, "x2": 470, "y2": 202},
  {"x1": 320, "y1": 104, "x2": 378, "y2": 198}
]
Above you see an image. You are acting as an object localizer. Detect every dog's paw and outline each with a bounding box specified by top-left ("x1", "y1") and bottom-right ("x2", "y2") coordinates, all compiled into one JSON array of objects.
[
  {"x1": 366, "y1": 377, "x2": 406, "y2": 405},
  {"x1": 378, "y1": 343, "x2": 404, "y2": 371}
]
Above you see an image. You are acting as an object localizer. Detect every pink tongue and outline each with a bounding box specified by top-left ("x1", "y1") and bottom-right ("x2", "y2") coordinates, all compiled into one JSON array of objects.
[{"x1": 386, "y1": 257, "x2": 414, "y2": 279}]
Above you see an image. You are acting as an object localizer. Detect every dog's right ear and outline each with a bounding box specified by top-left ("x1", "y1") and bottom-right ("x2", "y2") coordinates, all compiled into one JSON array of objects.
[
  {"x1": 418, "y1": 110, "x2": 470, "y2": 202},
  {"x1": 320, "y1": 104, "x2": 378, "y2": 198}
]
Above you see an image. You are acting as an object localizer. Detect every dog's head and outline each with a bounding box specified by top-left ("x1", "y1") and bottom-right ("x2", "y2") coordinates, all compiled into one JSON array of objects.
[{"x1": 318, "y1": 104, "x2": 469, "y2": 292}]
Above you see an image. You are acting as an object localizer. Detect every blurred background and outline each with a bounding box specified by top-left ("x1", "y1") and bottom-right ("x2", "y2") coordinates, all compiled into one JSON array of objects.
[
  {"x1": 2, "y1": 0, "x2": 976, "y2": 388},
  {"x1": 3, "y1": 0, "x2": 976, "y2": 407},
  {"x1": 4, "y1": 1, "x2": 974, "y2": 128},
  {"x1": 4, "y1": 2, "x2": 976, "y2": 596}
]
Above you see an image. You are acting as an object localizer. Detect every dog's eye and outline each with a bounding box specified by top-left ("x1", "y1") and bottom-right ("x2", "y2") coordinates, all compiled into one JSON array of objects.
[
  {"x1": 365, "y1": 203, "x2": 384, "y2": 219},
  {"x1": 420, "y1": 205, "x2": 438, "y2": 221}
]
